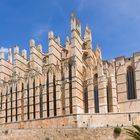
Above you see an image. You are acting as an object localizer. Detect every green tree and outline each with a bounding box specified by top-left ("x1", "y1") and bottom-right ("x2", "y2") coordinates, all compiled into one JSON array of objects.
[{"x1": 125, "y1": 125, "x2": 140, "y2": 140}]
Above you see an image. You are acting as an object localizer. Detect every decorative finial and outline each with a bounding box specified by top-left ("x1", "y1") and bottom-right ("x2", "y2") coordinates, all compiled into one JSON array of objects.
[
  {"x1": 14, "y1": 45, "x2": 19, "y2": 54},
  {"x1": 84, "y1": 25, "x2": 92, "y2": 42},
  {"x1": 71, "y1": 10, "x2": 75, "y2": 17},
  {"x1": 30, "y1": 39, "x2": 35, "y2": 48},
  {"x1": 66, "y1": 36, "x2": 70, "y2": 43}
]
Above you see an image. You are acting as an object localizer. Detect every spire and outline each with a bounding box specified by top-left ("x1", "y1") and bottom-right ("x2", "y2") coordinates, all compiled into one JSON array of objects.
[
  {"x1": 22, "y1": 49, "x2": 27, "y2": 59},
  {"x1": 95, "y1": 43, "x2": 102, "y2": 60},
  {"x1": 96, "y1": 43, "x2": 100, "y2": 51},
  {"x1": 66, "y1": 36, "x2": 70, "y2": 43},
  {"x1": 8, "y1": 48, "x2": 12, "y2": 63},
  {"x1": 66, "y1": 36, "x2": 70, "y2": 48},
  {"x1": 84, "y1": 25, "x2": 92, "y2": 42},
  {"x1": 71, "y1": 10, "x2": 75, "y2": 18},
  {"x1": 76, "y1": 19, "x2": 81, "y2": 36},
  {"x1": 14, "y1": 45, "x2": 19, "y2": 54},
  {"x1": 30, "y1": 39, "x2": 35, "y2": 48},
  {"x1": 71, "y1": 10, "x2": 76, "y2": 32}
]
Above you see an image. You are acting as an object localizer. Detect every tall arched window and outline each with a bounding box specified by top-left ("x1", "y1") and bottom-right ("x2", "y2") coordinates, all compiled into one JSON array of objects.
[
  {"x1": 39, "y1": 84, "x2": 43, "y2": 118},
  {"x1": 61, "y1": 66, "x2": 65, "y2": 115},
  {"x1": 84, "y1": 87, "x2": 88, "y2": 113},
  {"x1": 106, "y1": 82, "x2": 113, "y2": 112},
  {"x1": 27, "y1": 82, "x2": 30, "y2": 120},
  {"x1": 94, "y1": 86, "x2": 99, "y2": 113},
  {"x1": 94, "y1": 74, "x2": 99, "y2": 113},
  {"x1": 15, "y1": 85, "x2": 18, "y2": 121},
  {"x1": 33, "y1": 79, "x2": 36, "y2": 119},
  {"x1": 46, "y1": 72, "x2": 50, "y2": 117},
  {"x1": 69, "y1": 63, "x2": 73, "y2": 114},
  {"x1": 10, "y1": 87, "x2": 12, "y2": 122},
  {"x1": 127, "y1": 66, "x2": 136, "y2": 100},
  {"x1": 53, "y1": 74, "x2": 57, "y2": 116},
  {"x1": 5, "y1": 87, "x2": 8, "y2": 123},
  {"x1": 0, "y1": 92, "x2": 2, "y2": 110},
  {"x1": 21, "y1": 83, "x2": 24, "y2": 121}
]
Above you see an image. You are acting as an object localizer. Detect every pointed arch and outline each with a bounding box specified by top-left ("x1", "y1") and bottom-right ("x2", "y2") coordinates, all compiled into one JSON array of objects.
[
  {"x1": 61, "y1": 65, "x2": 65, "y2": 115},
  {"x1": 27, "y1": 82, "x2": 30, "y2": 120},
  {"x1": 53, "y1": 74, "x2": 57, "y2": 116},
  {"x1": 127, "y1": 66, "x2": 136, "y2": 100},
  {"x1": 94, "y1": 85, "x2": 99, "y2": 113},
  {"x1": 106, "y1": 78, "x2": 113, "y2": 112},
  {"x1": 83, "y1": 81, "x2": 88, "y2": 113},
  {"x1": 46, "y1": 71, "x2": 50, "y2": 117},
  {"x1": 15, "y1": 85, "x2": 18, "y2": 121},
  {"x1": 69, "y1": 63, "x2": 73, "y2": 114},
  {"x1": 0, "y1": 92, "x2": 2, "y2": 110},
  {"x1": 21, "y1": 83, "x2": 24, "y2": 121},
  {"x1": 10, "y1": 86, "x2": 12, "y2": 122},
  {"x1": 33, "y1": 79, "x2": 36, "y2": 119},
  {"x1": 5, "y1": 87, "x2": 8, "y2": 123},
  {"x1": 93, "y1": 74, "x2": 99, "y2": 113},
  {"x1": 83, "y1": 67, "x2": 88, "y2": 113},
  {"x1": 39, "y1": 83, "x2": 43, "y2": 118}
]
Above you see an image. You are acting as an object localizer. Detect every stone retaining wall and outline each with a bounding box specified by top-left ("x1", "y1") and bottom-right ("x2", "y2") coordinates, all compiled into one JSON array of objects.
[{"x1": 0, "y1": 127, "x2": 132, "y2": 140}]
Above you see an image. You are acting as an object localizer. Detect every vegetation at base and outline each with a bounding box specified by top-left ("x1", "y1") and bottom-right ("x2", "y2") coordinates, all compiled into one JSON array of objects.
[
  {"x1": 114, "y1": 127, "x2": 121, "y2": 135},
  {"x1": 125, "y1": 125, "x2": 140, "y2": 140}
]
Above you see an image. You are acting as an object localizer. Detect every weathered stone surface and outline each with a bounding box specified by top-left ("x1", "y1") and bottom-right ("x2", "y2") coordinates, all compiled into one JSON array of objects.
[
  {"x1": 0, "y1": 13, "x2": 139, "y2": 140},
  {"x1": 0, "y1": 127, "x2": 133, "y2": 140}
]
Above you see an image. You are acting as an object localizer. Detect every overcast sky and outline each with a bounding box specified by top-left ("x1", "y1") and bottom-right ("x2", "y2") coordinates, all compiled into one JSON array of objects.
[{"x1": 0, "y1": 0, "x2": 140, "y2": 60}]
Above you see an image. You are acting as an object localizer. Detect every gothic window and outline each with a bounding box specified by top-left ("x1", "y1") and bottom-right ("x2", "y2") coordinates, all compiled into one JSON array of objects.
[
  {"x1": 47, "y1": 72, "x2": 50, "y2": 117},
  {"x1": 53, "y1": 75, "x2": 57, "y2": 116},
  {"x1": 83, "y1": 81, "x2": 88, "y2": 113},
  {"x1": 27, "y1": 83, "x2": 30, "y2": 120},
  {"x1": 69, "y1": 63, "x2": 73, "y2": 114},
  {"x1": 106, "y1": 82, "x2": 113, "y2": 112},
  {"x1": 94, "y1": 86, "x2": 99, "y2": 113},
  {"x1": 93, "y1": 74, "x2": 98, "y2": 85},
  {"x1": 33, "y1": 80, "x2": 36, "y2": 119},
  {"x1": 10, "y1": 87, "x2": 12, "y2": 122},
  {"x1": 61, "y1": 66, "x2": 65, "y2": 115},
  {"x1": 21, "y1": 83, "x2": 24, "y2": 121},
  {"x1": 5, "y1": 87, "x2": 8, "y2": 123},
  {"x1": 84, "y1": 87, "x2": 88, "y2": 113},
  {"x1": 15, "y1": 85, "x2": 18, "y2": 121},
  {"x1": 39, "y1": 84, "x2": 43, "y2": 118},
  {"x1": 93, "y1": 74, "x2": 99, "y2": 113},
  {"x1": 127, "y1": 66, "x2": 136, "y2": 100},
  {"x1": 0, "y1": 92, "x2": 2, "y2": 110}
]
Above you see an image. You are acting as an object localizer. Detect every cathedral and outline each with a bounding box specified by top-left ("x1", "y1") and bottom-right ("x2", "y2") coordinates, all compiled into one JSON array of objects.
[{"x1": 0, "y1": 13, "x2": 140, "y2": 128}]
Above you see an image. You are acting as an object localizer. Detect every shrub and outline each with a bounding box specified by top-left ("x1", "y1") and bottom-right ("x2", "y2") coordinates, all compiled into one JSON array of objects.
[{"x1": 114, "y1": 127, "x2": 121, "y2": 135}]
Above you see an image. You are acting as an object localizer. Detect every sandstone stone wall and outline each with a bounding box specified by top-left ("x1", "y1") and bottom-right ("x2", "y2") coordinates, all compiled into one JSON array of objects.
[
  {"x1": 0, "y1": 127, "x2": 133, "y2": 140},
  {"x1": 0, "y1": 13, "x2": 139, "y2": 130}
]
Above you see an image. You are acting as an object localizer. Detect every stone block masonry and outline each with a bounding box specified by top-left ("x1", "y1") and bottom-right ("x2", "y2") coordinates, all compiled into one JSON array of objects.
[{"x1": 0, "y1": 12, "x2": 140, "y2": 132}]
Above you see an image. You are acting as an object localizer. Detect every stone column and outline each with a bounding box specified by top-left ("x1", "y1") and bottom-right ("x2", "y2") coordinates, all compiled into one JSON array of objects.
[
  {"x1": 98, "y1": 63, "x2": 108, "y2": 113},
  {"x1": 6, "y1": 85, "x2": 10, "y2": 123},
  {"x1": 35, "y1": 76, "x2": 40, "y2": 119},
  {"x1": 17, "y1": 81, "x2": 22, "y2": 122},
  {"x1": 134, "y1": 52, "x2": 140, "y2": 99},
  {"x1": 110, "y1": 74, "x2": 118, "y2": 112},
  {"x1": 115, "y1": 57, "x2": 127, "y2": 103},
  {"x1": 55, "y1": 67, "x2": 62, "y2": 116},
  {"x1": 88, "y1": 76, "x2": 94, "y2": 113},
  {"x1": 42, "y1": 73, "x2": 47, "y2": 118},
  {"x1": 49, "y1": 70, "x2": 54, "y2": 117},
  {"x1": 64, "y1": 62, "x2": 70, "y2": 115},
  {"x1": 29, "y1": 78, "x2": 33, "y2": 120},
  {"x1": 23, "y1": 81, "x2": 28, "y2": 121}
]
